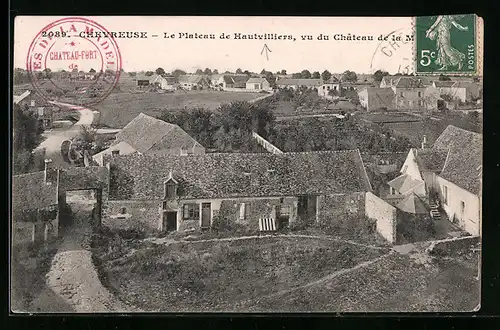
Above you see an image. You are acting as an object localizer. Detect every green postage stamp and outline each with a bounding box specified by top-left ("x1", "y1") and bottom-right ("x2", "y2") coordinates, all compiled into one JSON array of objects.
[{"x1": 416, "y1": 14, "x2": 480, "y2": 75}]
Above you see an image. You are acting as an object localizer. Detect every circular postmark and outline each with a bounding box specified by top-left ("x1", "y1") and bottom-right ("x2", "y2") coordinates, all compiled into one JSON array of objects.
[
  {"x1": 26, "y1": 17, "x2": 122, "y2": 106},
  {"x1": 370, "y1": 27, "x2": 414, "y2": 75}
]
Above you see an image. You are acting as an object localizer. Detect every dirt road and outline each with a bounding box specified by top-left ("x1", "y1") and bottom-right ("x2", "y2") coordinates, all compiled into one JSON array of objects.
[
  {"x1": 32, "y1": 202, "x2": 141, "y2": 313},
  {"x1": 35, "y1": 101, "x2": 97, "y2": 168}
]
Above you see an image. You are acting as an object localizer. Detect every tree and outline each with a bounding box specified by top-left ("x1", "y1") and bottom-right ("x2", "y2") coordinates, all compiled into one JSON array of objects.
[
  {"x1": 89, "y1": 68, "x2": 96, "y2": 73},
  {"x1": 321, "y1": 70, "x2": 332, "y2": 82},
  {"x1": 156, "y1": 67, "x2": 166, "y2": 75},
  {"x1": 260, "y1": 69, "x2": 266, "y2": 75},
  {"x1": 145, "y1": 71, "x2": 154, "y2": 76},
  {"x1": 204, "y1": 68, "x2": 212, "y2": 75},
  {"x1": 301, "y1": 70, "x2": 311, "y2": 79},
  {"x1": 195, "y1": 69, "x2": 203, "y2": 74},
  {"x1": 243, "y1": 70, "x2": 251, "y2": 76},
  {"x1": 128, "y1": 72, "x2": 137, "y2": 77},
  {"x1": 213, "y1": 69, "x2": 219, "y2": 74},
  {"x1": 42, "y1": 68, "x2": 52, "y2": 79},
  {"x1": 312, "y1": 71, "x2": 320, "y2": 79},
  {"x1": 372, "y1": 69, "x2": 389, "y2": 82},
  {"x1": 439, "y1": 74, "x2": 451, "y2": 81},
  {"x1": 341, "y1": 70, "x2": 358, "y2": 83},
  {"x1": 236, "y1": 68, "x2": 243, "y2": 74},
  {"x1": 280, "y1": 69, "x2": 287, "y2": 75},
  {"x1": 13, "y1": 104, "x2": 43, "y2": 174},
  {"x1": 172, "y1": 69, "x2": 187, "y2": 77}
]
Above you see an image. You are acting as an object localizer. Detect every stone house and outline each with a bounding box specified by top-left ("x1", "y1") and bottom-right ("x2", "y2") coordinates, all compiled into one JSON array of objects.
[
  {"x1": 101, "y1": 150, "x2": 372, "y2": 234},
  {"x1": 246, "y1": 77, "x2": 271, "y2": 91},
  {"x1": 93, "y1": 113, "x2": 205, "y2": 165},
  {"x1": 12, "y1": 159, "x2": 59, "y2": 246},
  {"x1": 149, "y1": 74, "x2": 177, "y2": 90},
  {"x1": 214, "y1": 74, "x2": 250, "y2": 89},
  {"x1": 358, "y1": 87, "x2": 396, "y2": 111},
  {"x1": 379, "y1": 76, "x2": 427, "y2": 110},
  {"x1": 387, "y1": 126, "x2": 482, "y2": 236}
]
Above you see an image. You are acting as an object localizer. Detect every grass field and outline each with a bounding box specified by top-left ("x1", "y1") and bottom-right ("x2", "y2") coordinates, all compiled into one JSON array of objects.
[
  {"x1": 92, "y1": 231, "x2": 479, "y2": 312},
  {"x1": 92, "y1": 91, "x2": 263, "y2": 128},
  {"x1": 94, "y1": 235, "x2": 389, "y2": 312}
]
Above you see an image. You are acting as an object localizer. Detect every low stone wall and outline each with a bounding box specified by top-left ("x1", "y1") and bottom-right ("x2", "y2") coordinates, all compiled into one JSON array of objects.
[
  {"x1": 102, "y1": 200, "x2": 161, "y2": 233},
  {"x1": 317, "y1": 192, "x2": 365, "y2": 224},
  {"x1": 426, "y1": 236, "x2": 480, "y2": 255},
  {"x1": 365, "y1": 192, "x2": 397, "y2": 243}
]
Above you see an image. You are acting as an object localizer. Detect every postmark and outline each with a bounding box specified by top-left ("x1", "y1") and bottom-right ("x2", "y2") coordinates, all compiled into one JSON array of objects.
[
  {"x1": 415, "y1": 15, "x2": 477, "y2": 75},
  {"x1": 370, "y1": 27, "x2": 414, "y2": 75},
  {"x1": 26, "y1": 17, "x2": 122, "y2": 106}
]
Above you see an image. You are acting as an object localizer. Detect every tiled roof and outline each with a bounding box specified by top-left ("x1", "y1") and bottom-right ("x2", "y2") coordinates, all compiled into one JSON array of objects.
[
  {"x1": 381, "y1": 76, "x2": 425, "y2": 88},
  {"x1": 93, "y1": 141, "x2": 137, "y2": 160},
  {"x1": 113, "y1": 113, "x2": 202, "y2": 154},
  {"x1": 396, "y1": 193, "x2": 428, "y2": 214},
  {"x1": 223, "y1": 75, "x2": 249, "y2": 87},
  {"x1": 107, "y1": 150, "x2": 372, "y2": 200},
  {"x1": 277, "y1": 79, "x2": 323, "y2": 87},
  {"x1": 178, "y1": 75, "x2": 205, "y2": 84},
  {"x1": 247, "y1": 77, "x2": 269, "y2": 84},
  {"x1": 12, "y1": 171, "x2": 58, "y2": 211},
  {"x1": 433, "y1": 125, "x2": 482, "y2": 195},
  {"x1": 434, "y1": 81, "x2": 456, "y2": 88},
  {"x1": 414, "y1": 148, "x2": 448, "y2": 173}
]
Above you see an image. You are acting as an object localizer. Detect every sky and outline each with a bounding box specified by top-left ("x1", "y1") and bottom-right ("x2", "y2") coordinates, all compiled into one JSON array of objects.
[{"x1": 14, "y1": 16, "x2": 415, "y2": 74}]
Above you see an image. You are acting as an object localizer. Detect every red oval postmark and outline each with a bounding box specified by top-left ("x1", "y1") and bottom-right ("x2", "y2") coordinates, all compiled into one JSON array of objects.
[{"x1": 26, "y1": 17, "x2": 122, "y2": 106}]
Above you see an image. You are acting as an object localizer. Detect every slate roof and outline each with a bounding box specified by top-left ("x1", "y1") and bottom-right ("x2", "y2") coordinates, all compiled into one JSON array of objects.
[
  {"x1": 107, "y1": 150, "x2": 372, "y2": 200},
  {"x1": 277, "y1": 79, "x2": 323, "y2": 87},
  {"x1": 13, "y1": 90, "x2": 31, "y2": 104},
  {"x1": 113, "y1": 113, "x2": 203, "y2": 154},
  {"x1": 433, "y1": 125, "x2": 482, "y2": 195},
  {"x1": 414, "y1": 148, "x2": 448, "y2": 173},
  {"x1": 12, "y1": 171, "x2": 58, "y2": 211},
  {"x1": 396, "y1": 193, "x2": 428, "y2": 214}
]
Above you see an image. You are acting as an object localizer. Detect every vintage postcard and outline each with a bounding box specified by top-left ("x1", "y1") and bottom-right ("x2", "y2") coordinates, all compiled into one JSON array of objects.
[{"x1": 11, "y1": 15, "x2": 483, "y2": 313}]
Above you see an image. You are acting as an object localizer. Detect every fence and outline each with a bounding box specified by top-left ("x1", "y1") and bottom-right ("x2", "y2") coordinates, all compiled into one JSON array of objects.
[{"x1": 259, "y1": 218, "x2": 277, "y2": 232}]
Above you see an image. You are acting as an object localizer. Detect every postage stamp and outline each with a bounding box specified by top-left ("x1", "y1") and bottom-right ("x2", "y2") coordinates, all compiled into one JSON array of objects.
[
  {"x1": 26, "y1": 17, "x2": 122, "y2": 106},
  {"x1": 415, "y1": 14, "x2": 478, "y2": 75}
]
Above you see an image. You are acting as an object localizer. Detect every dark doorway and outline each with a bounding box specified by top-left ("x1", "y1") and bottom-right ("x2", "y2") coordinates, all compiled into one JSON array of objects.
[
  {"x1": 297, "y1": 195, "x2": 317, "y2": 223},
  {"x1": 163, "y1": 211, "x2": 177, "y2": 231},
  {"x1": 201, "y1": 203, "x2": 211, "y2": 228}
]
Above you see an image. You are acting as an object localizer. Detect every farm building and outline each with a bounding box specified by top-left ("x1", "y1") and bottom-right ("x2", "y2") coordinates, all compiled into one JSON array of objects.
[
  {"x1": 379, "y1": 76, "x2": 427, "y2": 110},
  {"x1": 93, "y1": 113, "x2": 205, "y2": 165},
  {"x1": 101, "y1": 150, "x2": 372, "y2": 233},
  {"x1": 246, "y1": 77, "x2": 271, "y2": 91},
  {"x1": 135, "y1": 73, "x2": 153, "y2": 86},
  {"x1": 149, "y1": 74, "x2": 177, "y2": 90},
  {"x1": 178, "y1": 75, "x2": 210, "y2": 90},
  {"x1": 276, "y1": 78, "x2": 323, "y2": 90},
  {"x1": 358, "y1": 87, "x2": 396, "y2": 111},
  {"x1": 317, "y1": 77, "x2": 342, "y2": 98}
]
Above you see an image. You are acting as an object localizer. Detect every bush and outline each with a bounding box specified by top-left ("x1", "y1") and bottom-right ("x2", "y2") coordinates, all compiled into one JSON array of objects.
[
  {"x1": 317, "y1": 213, "x2": 377, "y2": 240},
  {"x1": 397, "y1": 213, "x2": 436, "y2": 243},
  {"x1": 289, "y1": 216, "x2": 311, "y2": 231},
  {"x1": 211, "y1": 215, "x2": 246, "y2": 233}
]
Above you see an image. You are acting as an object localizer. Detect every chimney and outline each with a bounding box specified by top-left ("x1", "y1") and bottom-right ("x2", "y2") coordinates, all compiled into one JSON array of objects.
[
  {"x1": 421, "y1": 135, "x2": 428, "y2": 149},
  {"x1": 44, "y1": 159, "x2": 56, "y2": 185}
]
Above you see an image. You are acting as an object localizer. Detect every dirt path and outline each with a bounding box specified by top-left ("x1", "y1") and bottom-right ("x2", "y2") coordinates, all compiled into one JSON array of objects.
[
  {"x1": 35, "y1": 101, "x2": 96, "y2": 168},
  {"x1": 38, "y1": 204, "x2": 142, "y2": 313},
  {"x1": 145, "y1": 233, "x2": 389, "y2": 251}
]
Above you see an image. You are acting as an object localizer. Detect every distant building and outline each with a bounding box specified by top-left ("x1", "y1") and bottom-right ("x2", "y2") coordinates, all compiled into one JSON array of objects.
[
  {"x1": 246, "y1": 77, "x2": 271, "y2": 91},
  {"x1": 358, "y1": 87, "x2": 395, "y2": 111},
  {"x1": 178, "y1": 75, "x2": 210, "y2": 90},
  {"x1": 276, "y1": 78, "x2": 323, "y2": 90},
  {"x1": 149, "y1": 74, "x2": 177, "y2": 90},
  {"x1": 380, "y1": 76, "x2": 427, "y2": 110},
  {"x1": 93, "y1": 113, "x2": 205, "y2": 166},
  {"x1": 317, "y1": 77, "x2": 342, "y2": 98}
]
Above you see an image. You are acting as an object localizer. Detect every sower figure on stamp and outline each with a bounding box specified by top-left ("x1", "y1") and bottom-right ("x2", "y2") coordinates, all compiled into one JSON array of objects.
[{"x1": 425, "y1": 15, "x2": 469, "y2": 71}]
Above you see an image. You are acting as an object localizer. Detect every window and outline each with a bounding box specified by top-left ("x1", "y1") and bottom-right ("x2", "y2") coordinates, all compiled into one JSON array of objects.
[
  {"x1": 402, "y1": 165, "x2": 408, "y2": 173},
  {"x1": 180, "y1": 146, "x2": 187, "y2": 156},
  {"x1": 418, "y1": 91, "x2": 422, "y2": 97},
  {"x1": 111, "y1": 150, "x2": 120, "y2": 156},
  {"x1": 418, "y1": 100, "x2": 424, "y2": 106},
  {"x1": 164, "y1": 181, "x2": 177, "y2": 199},
  {"x1": 120, "y1": 207, "x2": 127, "y2": 214},
  {"x1": 254, "y1": 84, "x2": 260, "y2": 89},
  {"x1": 183, "y1": 203, "x2": 200, "y2": 220},
  {"x1": 460, "y1": 201, "x2": 466, "y2": 216},
  {"x1": 239, "y1": 203, "x2": 248, "y2": 220},
  {"x1": 327, "y1": 86, "x2": 331, "y2": 90},
  {"x1": 443, "y1": 185, "x2": 448, "y2": 205},
  {"x1": 279, "y1": 205, "x2": 290, "y2": 216}
]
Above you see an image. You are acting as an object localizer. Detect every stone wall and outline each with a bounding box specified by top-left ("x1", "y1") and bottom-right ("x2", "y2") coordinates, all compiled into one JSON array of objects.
[
  {"x1": 365, "y1": 192, "x2": 397, "y2": 243},
  {"x1": 59, "y1": 166, "x2": 109, "y2": 198},
  {"x1": 317, "y1": 192, "x2": 365, "y2": 224},
  {"x1": 218, "y1": 198, "x2": 282, "y2": 230},
  {"x1": 102, "y1": 200, "x2": 161, "y2": 233},
  {"x1": 426, "y1": 235, "x2": 480, "y2": 255}
]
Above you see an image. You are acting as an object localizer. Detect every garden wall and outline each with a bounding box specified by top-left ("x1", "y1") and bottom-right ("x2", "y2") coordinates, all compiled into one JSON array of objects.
[
  {"x1": 365, "y1": 192, "x2": 397, "y2": 243},
  {"x1": 426, "y1": 235, "x2": 480, "y2": 255}
]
